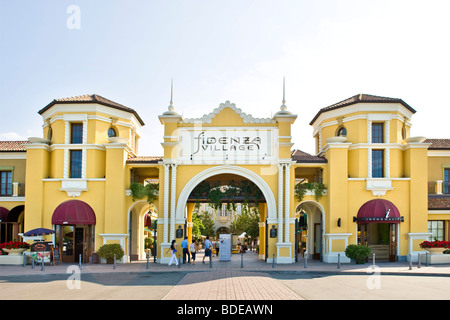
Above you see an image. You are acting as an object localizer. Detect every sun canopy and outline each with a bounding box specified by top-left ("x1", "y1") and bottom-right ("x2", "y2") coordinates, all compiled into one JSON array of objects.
[
  {"x1": 24, "y1": 228, "x2": 55, "y2": 236},
  {"x1": 354, "y1": 199, "x2": 403, "y2": 224},
  {"x1": 52, "y1": 200, "x2": 96, "y2": 225}
]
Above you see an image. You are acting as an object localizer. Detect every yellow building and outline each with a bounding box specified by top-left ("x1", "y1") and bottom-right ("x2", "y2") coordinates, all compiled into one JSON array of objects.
[{"x1": 0, "y1": 92, "x2": 448, "y2": 264}]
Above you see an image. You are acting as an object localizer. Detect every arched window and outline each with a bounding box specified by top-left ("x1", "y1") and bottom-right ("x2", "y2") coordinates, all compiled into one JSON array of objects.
[
  {"x1": 337, "y1": 126, "x2": 347, "y2": 137},
  {"x1": 108, "y1": 127, "x2": 117, "y2": 138}
]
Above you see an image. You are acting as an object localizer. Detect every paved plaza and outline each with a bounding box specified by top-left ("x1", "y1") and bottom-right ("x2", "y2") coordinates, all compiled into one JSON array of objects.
[{"x1": 2, "y1": 250, "x2": 450, "y2": 302}]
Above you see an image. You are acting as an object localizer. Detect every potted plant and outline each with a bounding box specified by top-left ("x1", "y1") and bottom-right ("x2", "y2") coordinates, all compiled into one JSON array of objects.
[
  {"x1": 419, "y1": 240, "x2": 450, "y2": 254},
  {"x1": 0, "y1": 240, "x2": 30, "y2": 255},
  {"x1": 145, "y1": 237, "x2": 154, "y2": 256},
  {"x1": 97, "y1": 243, "x2": 124, "y2": 264},
  {"x1": 345, "y1": 244, "x2": 371, "y2": 264}
]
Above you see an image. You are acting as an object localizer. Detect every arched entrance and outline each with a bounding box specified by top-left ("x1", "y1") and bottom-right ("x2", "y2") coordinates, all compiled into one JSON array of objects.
[
  {"x1": 175, "y1": 165, "x2": 276, "y2": 261},
  {"x1": 0, "y1": 205, "x2": 25, "y2": 243},
  {"x1": 354, "y1": 199, "x2": 403, "y2": 262},
  {"x1": 295, "y1": 201, "x2": 325, "y2": 261},
  {"x1": 52, "y1": 200, "x2": 96, "y2": 263},
  {"x1": 127, "y1": 200, "x2": 157, "y2": 261}
]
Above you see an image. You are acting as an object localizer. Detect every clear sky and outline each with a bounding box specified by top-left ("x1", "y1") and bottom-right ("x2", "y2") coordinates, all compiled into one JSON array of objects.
[{"x1": 1, "y1": 1, "x2": 450, "y2": 156}]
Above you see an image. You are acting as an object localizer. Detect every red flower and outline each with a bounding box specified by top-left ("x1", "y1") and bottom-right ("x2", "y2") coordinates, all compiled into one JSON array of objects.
[
  {"x1": 420, "y1": 240, "x2": 450, "y2": 249},
  {"x1": 0, "y1": 241, "x2": 30, "y2": 250}
]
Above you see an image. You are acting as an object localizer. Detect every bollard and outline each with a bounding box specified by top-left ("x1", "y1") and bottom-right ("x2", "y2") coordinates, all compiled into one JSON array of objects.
[
  {"x1": 409, "y1": 253, "x2": 412, "y2": 270},
  {"x1": 426, "y1": 252, "x2": 429, "y2": 267},
  {"x1": 41, "y1": 255, "x2": 45, "y2": 271},
  {"x1": 178, "y1": 254, "x2": 181, "y2": 269},
  {"x1": 209, "y1": 255, "x2": 212, "y2": 268},
  {"x1": 23, "y1": 253, "x2": 26, "y2": 268},
  {"x1": 418, "y1": 253, "x2": 421, "y2": 268},
  {"x1": 31, "y1": 256, "x2": 35, "y2": 269},
  {"x1": 272, "y1": 254, "x2": 275, "y2": 268},
  {"x1": 304, "y1": 251, "x2": 308, "y2": 268},
  {"x1": 372, "y1": 253, "x2": 375, "y2": 266},
  {"x1": 79, "y1": 254, "x2": 82, "y2": 270},
  {"x1": 337, "y1": 253, "x2": 341, "y2": 270},
  {"x1": 113, "y1": 254, "x2": 116, "y2": 270},
  {"x1": 146, "y1": 254, "x2": 149, "y2": 269},
  {"x1": 241, "y1": 252, "x2": 244, "y2": 268}
]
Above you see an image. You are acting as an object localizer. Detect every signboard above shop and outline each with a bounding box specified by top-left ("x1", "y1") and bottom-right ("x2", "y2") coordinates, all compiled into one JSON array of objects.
[{"x1": 179, "y1": 128, "x2": 278, "y2": 164}]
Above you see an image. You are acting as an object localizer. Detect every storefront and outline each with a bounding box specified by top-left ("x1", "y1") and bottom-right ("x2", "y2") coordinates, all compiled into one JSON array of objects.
[
  {"x1": 354, "y1": 199, "x2": 403, "y2": 262},
  {"x1": 52, "y1": 200, "x2": 96, "y2": 263}
]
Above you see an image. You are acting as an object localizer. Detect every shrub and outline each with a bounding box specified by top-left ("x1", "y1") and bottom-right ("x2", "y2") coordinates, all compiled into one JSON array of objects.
[
  {"x1": 345, "y1": 244, "x2": 371, "y2": 264},
  {"x1": 97, "y1": 244, "x2": 124, "y2": 262}
]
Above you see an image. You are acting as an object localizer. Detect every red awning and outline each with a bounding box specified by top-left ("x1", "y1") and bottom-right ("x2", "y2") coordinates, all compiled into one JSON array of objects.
[
  {"x1": 354, "y1": 199, "x2": 403, "y2": 224},
  {"x1": 0, "y1": 207, "x2": 9, "y2": 222},
  {"x1": 52, "y1": 200, "x2": 96, "y2": 225}
]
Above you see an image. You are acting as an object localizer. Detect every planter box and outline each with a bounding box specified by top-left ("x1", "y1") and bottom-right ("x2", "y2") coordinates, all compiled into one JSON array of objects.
[
  {"x1": 420, "y1": 253, "x2": 450, "y2": 265},
  {"x1": 0, "y1": 255, "x2": 25, "y2": 265}
]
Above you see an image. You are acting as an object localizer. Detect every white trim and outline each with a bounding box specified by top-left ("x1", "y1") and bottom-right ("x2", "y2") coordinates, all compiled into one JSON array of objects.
[
  {"x1": 428, "y1": 210, "x2": 450, "y2": 215},
  {"x1": 0, "y1": 153, "x2": 27, "y2": 160},
  {"x1": 180, "y1": 100, "x2": 276, "y2": 124},
  {"x1": 0, "y1": 197, "x2": 25, "y2": 202}
]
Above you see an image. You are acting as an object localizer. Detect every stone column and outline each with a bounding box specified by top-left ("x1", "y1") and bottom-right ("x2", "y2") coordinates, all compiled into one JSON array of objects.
[
  {"x1": 277, "y1": 163, "x2": 284, "y2": 244},
  {"x1": 163, "y1": 163, "x2": 170, "y2": 244},
  {"x1": 169, "y1": 163, "x2": 177, "y2": 242},
  {"x1": 284, "y1": 163, "x2": 291, "y2": 243}
]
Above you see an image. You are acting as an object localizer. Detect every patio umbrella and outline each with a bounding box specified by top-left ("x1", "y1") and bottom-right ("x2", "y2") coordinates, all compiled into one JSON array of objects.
[{"x1": 23, "y1": 228, "x2": 55, "y2": 237}]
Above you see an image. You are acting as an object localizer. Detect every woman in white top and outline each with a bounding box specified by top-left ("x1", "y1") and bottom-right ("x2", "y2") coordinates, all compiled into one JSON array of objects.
[{"x1": 190, "y1": 239, "x2": 198, "y2": 265}]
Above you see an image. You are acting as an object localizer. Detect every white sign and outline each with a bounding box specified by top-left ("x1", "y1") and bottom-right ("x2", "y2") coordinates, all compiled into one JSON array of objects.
[
  {"x1": 179, "y1": 128, "x2": 277, "y2": 163},
  {"x1": 219, "y1": 234, "x2": 231, "y2": 261}
]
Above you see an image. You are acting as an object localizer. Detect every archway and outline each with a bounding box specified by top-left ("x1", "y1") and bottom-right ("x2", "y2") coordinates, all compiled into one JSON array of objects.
[
  {"x1": 176, "y1": 165, "x2": 276, "y2": 221},
  {"x1": 176, "y1": 166, "x2": 275, "y2": 261},
  {"x1": 127, "y1": 200, "x2": 157, "y2": 261},
  {"x1": 295, "y1": 201, "x2": 325, "y2": 261}
]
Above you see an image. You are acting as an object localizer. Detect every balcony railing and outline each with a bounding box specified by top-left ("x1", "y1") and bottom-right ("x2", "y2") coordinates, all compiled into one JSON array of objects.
[
  {"x1": 0, "y1": 182, "x2": 22, "y2": 197},
  {"x1": 429, "y1": 180, "x2": 450, "y2": 195}
]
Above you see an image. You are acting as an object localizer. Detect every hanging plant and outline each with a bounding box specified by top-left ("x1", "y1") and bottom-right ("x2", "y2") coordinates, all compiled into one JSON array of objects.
[
  {"x1": 295, "y1": 182, "x2": 326, "y2": 202},
  {"x1": 130, "y1": 182, "x2": 159, "y2": 204}
]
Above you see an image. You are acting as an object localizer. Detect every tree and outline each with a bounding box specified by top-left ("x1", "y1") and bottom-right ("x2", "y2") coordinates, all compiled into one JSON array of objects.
[
  {"x1": 197, "y1": 209, "x2": 215, "y2": 237},
  {"x1": 191, "y1": 211, "x2": 204, "y2": 239},
  {"x1": 231, "y1": 205, "x2": 260, "y2": 240}
]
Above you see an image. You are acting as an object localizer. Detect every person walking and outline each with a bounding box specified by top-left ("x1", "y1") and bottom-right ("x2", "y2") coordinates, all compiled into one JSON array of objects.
[
  {"x1": 181, "y1": 236, "x2": 190, "y2": 264},
  {"x1": 190, "y1": 239, "x2": 198, "y2": 265},
  {"x1": 166, "y1": 240, "x2": 178, "y2": 266},
  {"x1": 202, "y1": 236, "x2": 212, "y2": 264}
]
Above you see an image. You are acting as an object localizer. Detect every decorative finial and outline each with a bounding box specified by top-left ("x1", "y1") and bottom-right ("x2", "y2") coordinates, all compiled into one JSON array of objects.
[
  {"x1": 168, "y1": 78, "x2": 174, "y2": 112},
  {"x1": 280, "y1": 77, "x2": 287, "y2": 111}
]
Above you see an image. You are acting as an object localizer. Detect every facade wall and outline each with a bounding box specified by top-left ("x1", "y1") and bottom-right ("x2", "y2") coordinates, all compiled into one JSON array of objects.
[{"x1": 1, "y1": 94, "x2": 447, "y2": 264}]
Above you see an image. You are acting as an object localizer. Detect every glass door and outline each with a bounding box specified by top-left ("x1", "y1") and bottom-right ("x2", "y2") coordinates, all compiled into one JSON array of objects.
[
  {"x1": 56, "y1": 225, "x2": 75, "y2": 262},
  {"x1": 389, "y1": 224, "x2": 398, "y2": 262}
]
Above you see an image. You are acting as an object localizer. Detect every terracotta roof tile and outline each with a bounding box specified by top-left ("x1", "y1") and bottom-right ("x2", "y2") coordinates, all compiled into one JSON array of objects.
[
  {"x1": 127, "y1": 156, "x2": 163, "y2": 164},
  {"x1": 0, "y1": 141, "x2": 29, "y2": 152},
  {"x1": 424, "y1": 139, "x2": 450, "y2": 150},
  {"x1": 310, "y1": 94, "x2": 416, "y2": 125},
  {"x1": 38, "y1": 94, "x2": 145, "y2": 126},
  {"x1": 429, "y1": 195, "x2": 450, "y2": 210},
  {"x1": 291, "y1": 149, "x2": 327, "y2": 163}
]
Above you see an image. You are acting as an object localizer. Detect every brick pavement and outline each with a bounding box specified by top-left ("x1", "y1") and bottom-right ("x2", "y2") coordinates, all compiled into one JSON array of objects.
[{"x1": 162, "y1": 270, "x2": 304, "y2": 300}]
